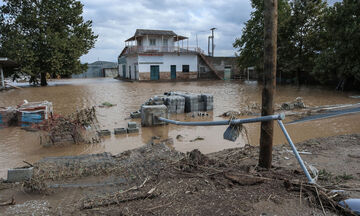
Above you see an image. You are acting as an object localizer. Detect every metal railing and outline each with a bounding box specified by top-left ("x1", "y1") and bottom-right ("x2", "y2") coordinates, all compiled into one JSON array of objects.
[
  {"x1": 156, "y1": 114, "x2": 315, "y2": 184},
  {"x1": 125, "y1": 46, "x2": 203, "y2": 54}
]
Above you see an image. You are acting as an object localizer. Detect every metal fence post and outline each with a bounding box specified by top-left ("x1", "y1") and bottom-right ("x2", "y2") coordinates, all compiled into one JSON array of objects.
[{"x1": 277, "y1": 120, "x2": 315, "y2": 184}]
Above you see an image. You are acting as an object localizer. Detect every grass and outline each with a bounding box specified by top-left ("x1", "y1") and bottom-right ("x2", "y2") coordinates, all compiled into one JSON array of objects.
[{"x1": 101, "y1": 102, "x2": 116, "y2": 107}]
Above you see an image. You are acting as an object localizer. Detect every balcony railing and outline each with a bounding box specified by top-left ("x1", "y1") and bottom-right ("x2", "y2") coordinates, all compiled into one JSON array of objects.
[{"x1": 125, "y1": 46, "x2": 204, "y2": 55}]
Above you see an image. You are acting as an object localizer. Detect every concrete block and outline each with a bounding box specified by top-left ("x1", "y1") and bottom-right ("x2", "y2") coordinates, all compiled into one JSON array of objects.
[
  {"x1": 141, "y1": 105, "x2": 168, "y2": 127},
  {"x1": 97, "y1": 129, "x2": 111, "y2": 136},
  {"x1": 114, "y1": 128, "x2": 127, "y2": 135},
  {"x1": 127, "y1": 127, "x2": 139, "y2": 133},
  {"x1": 130, "y1": 110, "x2": 141, "y2": 118},
  {"x1": 7, "y1": 167, "x2": 33, "y2": 182},
  {"x1": 128, "y1": 122, "x2": 137, "y2": 129}
]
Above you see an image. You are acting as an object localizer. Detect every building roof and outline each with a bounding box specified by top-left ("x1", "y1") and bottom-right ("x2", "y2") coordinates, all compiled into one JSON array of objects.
[
  {"x1": 0, "y1": 57, "x2": 18, "y2": 67},
  {"x1": 125, "y1": 29, "x2": 188, "y2": 42}
]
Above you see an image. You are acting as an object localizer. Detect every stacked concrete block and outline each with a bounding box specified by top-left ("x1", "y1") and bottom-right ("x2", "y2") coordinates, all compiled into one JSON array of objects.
[
  {"x1": 163, "y1": 95, "x2": 185, "y2": 113},
  {"x1": 141, "y1": 105, "x2": 168, "y2": 127},
  {"x1": 127, "y1": 122, "x2": 139, "y2": 133},
  {"x1": 173, "y1": 92, "x2": 214, "y2": 113},
  {"x1": 98, "y1": 129, "x2": 111, "y2": 136},
  {"x1": 114, "y1": 128, "x2": 127, "y2": 135},
  {"x1": 201, "y1": 94, "x2": 214, "y2": 111}
]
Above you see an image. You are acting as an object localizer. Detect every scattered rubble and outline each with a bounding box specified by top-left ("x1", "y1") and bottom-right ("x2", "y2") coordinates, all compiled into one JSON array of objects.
[
  {"x1": 38, "y1": 106, "x2": 100, "y2": 146},
  {"x1": 281, "y1": 97, "x2": 306, "y2": 110}
]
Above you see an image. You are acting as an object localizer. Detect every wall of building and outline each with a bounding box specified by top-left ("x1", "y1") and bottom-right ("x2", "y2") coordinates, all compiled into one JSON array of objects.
[
  {"x1": 72, "y1": 61, "x2": 117, "y2": 78},
  {"x1": 137, "y1": 53, "x2": 198, "y2": 80},
  {"x1": 119, "y1": 56, "x2": 138, "y2": 80},
  {"x1": 103, "y1": 68, "x2": 118, "y2": 77},
  {"x1": 202, "y1": 56, "x2": 240, "y2": 79},
  {"x1": 140, "y1": 36, "x2": 175, "y2": 47}
]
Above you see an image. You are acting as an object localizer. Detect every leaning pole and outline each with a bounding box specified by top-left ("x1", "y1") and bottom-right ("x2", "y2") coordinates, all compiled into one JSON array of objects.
[{"x1": 259, "y1": 0, "x2": 278, "y2": 168}]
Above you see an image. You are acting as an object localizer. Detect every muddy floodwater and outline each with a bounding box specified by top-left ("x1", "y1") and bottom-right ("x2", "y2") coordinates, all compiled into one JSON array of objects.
[{"x1": 1, "y1": 78, "x2": 360, "y2": 178}]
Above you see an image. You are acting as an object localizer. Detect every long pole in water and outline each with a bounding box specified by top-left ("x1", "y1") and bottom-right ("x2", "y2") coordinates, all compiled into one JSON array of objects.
[
  {"x1": 277, "y1": 120, "x2": 315, "y2": 184},
  {"x1": 259, "y1": 0, "x2": 278, "y2": 169}
]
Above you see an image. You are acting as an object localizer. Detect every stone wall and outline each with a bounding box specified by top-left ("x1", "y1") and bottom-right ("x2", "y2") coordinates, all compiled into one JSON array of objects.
[{"x1": 139, "y1": 72, "x2": 197, "y2": 81}]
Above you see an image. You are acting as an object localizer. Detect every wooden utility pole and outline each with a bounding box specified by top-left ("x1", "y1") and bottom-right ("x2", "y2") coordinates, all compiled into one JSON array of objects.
[{"x1": 259, "y1": 0, "x2": 278, "y2": 168}]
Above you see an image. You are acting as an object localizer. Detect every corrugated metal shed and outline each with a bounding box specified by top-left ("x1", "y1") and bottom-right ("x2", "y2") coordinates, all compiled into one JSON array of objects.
[{"x1": 72, "y1": 61, "x2": 117, "y2": 78}]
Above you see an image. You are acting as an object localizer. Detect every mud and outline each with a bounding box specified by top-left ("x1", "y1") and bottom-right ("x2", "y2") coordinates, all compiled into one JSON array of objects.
[{"x1": 0, "y1": 134, "x2": 359, "y2": 215}]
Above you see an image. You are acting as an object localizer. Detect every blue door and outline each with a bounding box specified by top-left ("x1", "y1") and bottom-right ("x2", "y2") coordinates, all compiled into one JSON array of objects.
[
  {"x1": 171, "y1": 65, "x2": 176, "y2": 79},
  {"x1": 150, "y1": 65, "x2": 160, "y2": 80},
  {"x1": 122, "y1": 65, "x2": 126, "y2": 78}
]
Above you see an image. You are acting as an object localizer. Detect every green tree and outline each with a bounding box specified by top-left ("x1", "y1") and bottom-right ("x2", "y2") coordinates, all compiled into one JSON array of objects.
[
  {"x1": 234, "y1": 0, "x2": 326, "y2": 85},
  {"x1": 0, "y1": 0, "x2": 97, "y2": 86},
  {"x1": 287, "y1": 0, "x2": 327, "y2": 85},
  {"x1": 312, "y1": 0, "x2": 360, "y2": 90},
  {"x1": 233, "y1": 0, "x2": 293, "y2": 82}
]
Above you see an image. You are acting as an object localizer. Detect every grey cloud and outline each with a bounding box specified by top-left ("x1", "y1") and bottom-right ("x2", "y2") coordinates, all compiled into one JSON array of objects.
[{"x1": 80, "y1": 0, "x2": 251, "y2": 62}]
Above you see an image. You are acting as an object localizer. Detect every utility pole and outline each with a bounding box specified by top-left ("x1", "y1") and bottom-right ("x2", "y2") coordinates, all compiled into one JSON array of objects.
[
  {"x1": 207, "y1": 28, "x2": 216, "y2": 56},
  {"x1": 210, "y1": 28, "x2": 216, "y2": 57},
  {"x1": 259, "y1": 0, "x2": 278, "y2": 168}
]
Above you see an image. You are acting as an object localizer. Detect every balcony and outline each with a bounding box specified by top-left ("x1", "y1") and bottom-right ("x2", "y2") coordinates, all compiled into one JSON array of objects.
[{"x1": 125, "y1": 46, "x2": 203, "y2": 55}]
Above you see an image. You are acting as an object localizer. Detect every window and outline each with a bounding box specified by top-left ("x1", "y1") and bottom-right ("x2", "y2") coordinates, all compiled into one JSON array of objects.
[
  {"x1": 200, "y1": 67, "x2": 205, "y2": 73},
  {"x1": 163, "y1": 39, "x2": 168, "y2": 46},
  {"x1": 182, "y1": 65, "x2": 189, "y2": 72},
  {"x1": 150, "y1": 39, "x2": 156, "y2": 46}
]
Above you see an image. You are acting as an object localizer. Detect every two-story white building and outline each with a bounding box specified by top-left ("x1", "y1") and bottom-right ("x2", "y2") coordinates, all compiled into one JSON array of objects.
[{"x1": 118, "y1": 29, "x2": 207, "y2": 81}]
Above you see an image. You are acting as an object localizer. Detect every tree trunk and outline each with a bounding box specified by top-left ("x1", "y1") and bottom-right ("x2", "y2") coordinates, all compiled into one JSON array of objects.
[
  {"x1": 259, "y1": 0, "x2": 278, "y2": 169},
  {"x1": 40, "y1": 72, "x2": 47, "y2": 86}
]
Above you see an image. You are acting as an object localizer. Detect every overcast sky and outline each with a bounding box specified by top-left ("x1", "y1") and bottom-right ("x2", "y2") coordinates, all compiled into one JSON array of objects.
[
  {"x1": 80, "y1": 0, "x2": 253, "y2": 63},
  {"x1": 0, "y1": 0, "x2": 341, "y2": 63}
]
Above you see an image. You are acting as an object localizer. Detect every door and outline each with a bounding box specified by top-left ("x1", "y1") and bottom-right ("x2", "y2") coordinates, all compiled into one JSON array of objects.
[
  {"x1": 224, "y1": 67, "x2": 231, "y2": 80},
  {"x1": 150, "y1": 65, "x2": 160, "y2": 80},
  {"x1": 122, "y1": 65, "x2": 126, "y2": 78},
  {"x1": 171, "y1": 65, "x2": 176, "y2": 79}
]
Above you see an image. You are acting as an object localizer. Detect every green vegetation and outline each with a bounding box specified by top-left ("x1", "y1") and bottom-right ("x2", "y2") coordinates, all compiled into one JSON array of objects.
[
  {"x1": 318, "y1": 169, "x2": 354, "y2": 183},
  {"x1": 234, "y1": 0, "x2": 360, "y2": 90},
  {"x1": 101, "y1": 102, "x2": 116, "y2": 107},
  {"x1": 0, "y1": 0, "x2": 98, "y2": 86}
]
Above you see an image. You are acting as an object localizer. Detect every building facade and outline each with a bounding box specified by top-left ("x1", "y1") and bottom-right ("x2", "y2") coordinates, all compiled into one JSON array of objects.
[
  {"x1": 118, "y1": 29, "x2": 207, "y2": 81},
  {"x1": 118, "y1": 29, "x2": 240, "y2": 81}
]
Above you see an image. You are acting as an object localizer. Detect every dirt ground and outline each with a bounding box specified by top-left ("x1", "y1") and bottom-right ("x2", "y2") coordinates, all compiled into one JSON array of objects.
[{"x1": 0, "y1": 134, "x2": 359, "y2": 215}]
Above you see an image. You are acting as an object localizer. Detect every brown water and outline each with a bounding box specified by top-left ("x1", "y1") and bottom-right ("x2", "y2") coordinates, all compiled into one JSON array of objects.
[{"x1": 1, "y1": 78, "x2": 360, "y2": 178}]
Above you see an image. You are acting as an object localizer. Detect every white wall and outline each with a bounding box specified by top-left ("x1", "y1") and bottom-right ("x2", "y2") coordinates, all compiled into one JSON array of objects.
[
  {"x1": 141, "y1": 36, "x2": 175, "y2": 48},
  {"x1": 126, "y1": 56, "x2": 138, "y2": 80},
  {"x1": 138, "y1": 53, "x2": 198, "y2": 73}
]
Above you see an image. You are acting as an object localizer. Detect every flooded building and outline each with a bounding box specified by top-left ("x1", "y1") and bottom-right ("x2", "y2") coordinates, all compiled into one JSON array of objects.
[
  {"x1": 72, "y1": 61, "x2": 118, "y2": 78},
  {"x1": 118, "y1": 29, "x2": 230, "y2": 81}
]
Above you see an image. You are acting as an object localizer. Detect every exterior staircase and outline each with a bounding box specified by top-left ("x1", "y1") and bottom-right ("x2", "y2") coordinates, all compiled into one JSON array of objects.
[{"x1": 198, "y1": 53, "x2": 223, "y2": 80}]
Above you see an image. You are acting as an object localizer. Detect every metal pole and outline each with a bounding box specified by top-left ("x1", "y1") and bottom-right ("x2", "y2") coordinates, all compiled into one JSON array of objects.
[
  {"x1": 0, "y1": 65, "x2": 4, "y2": 88},
  {"x1": 277, "y1": 120, "x2": 315, "y2": 184},
  {"x1": 208, "y1": 36, "x2": 210, "y2": 56},
  {"x1": 211, "y1": 28, "x2": 215, "y2": 57},
  {"x1": 157, "y1": 114, "x2": 284, "y2": 126},
  {"x1": 259, "y1": 0, "x2": 278, "y2": 169}
]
